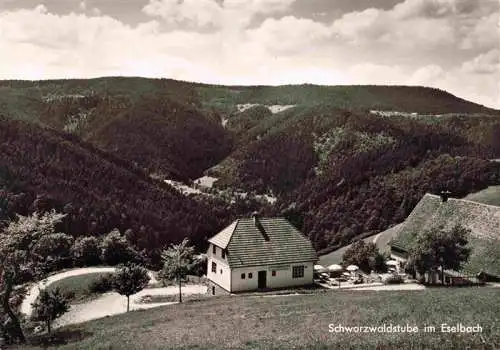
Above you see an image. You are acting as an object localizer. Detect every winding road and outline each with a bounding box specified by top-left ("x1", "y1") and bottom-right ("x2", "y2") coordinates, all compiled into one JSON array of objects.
[{"x1": 21, "y1": 267, "x2": 206, "y2": 328}]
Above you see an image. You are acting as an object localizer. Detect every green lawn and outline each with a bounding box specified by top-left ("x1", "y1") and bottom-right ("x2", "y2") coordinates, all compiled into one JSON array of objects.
[
  {"x1": 319, "y1": 224, "x2": 403, "y2": 266},
  {"x1": 23, "y1": 287, "x2": 500, "y2": 349},
  {"x1": 465, "y1": 186, "x2": 500, "y2": 206},
  {"x1": 45, "y1": 272, "x2": 113, "y2": 303}
]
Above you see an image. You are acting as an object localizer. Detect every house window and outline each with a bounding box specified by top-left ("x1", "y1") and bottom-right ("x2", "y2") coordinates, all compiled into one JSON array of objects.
[
  {"x1": 241, "y1": 273, "x2": 245, "y2": 279},
  {"x1": 272, "y1": 270, "x2": 276, "y2": 277},
  {"x1": 292, "y1": 266, "x2": 304, "y2": 278},
  {"x1": 212, "y1": 262, "x2": 217, "y2": 273},
  {"x1": 248, "y1": 273, "x2": 253, "y2": 279},
  {"x1": 212, "y1": 245, "x2": 216, "y2": 255},
  {"x1": 220, "y1": 269, "x2": 223, "y2": 274},
  {"x1": 221, "y1": 249, "x2": 226, "y2": 259}
]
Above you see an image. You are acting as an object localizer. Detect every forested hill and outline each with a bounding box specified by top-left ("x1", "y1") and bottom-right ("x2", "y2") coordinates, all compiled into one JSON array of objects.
[
  {"x1": 85, "y1": 96, "x2": 233, "y2": 181},
  {"x1": 0, "y1": 117, "x2": 237, "y2": 254},
  {"x1": 1, "y1": 77, "x2": 500, "y2": 256},
  {"x1": 1, "y1": 78, "x2": 497, "y2": 124},
  {"x1": 209, "y1": 106, "x2": 500, "y2": 253},
  {"x1": 0, "y1": 78, "x2": 497, "y2": 182}
]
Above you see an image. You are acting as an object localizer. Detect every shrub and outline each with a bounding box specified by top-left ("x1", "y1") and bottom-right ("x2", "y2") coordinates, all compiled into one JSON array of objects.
[
  {"x1": 32, "y1": 233, "x2": 75, "y2": 272},
  {"x1": 15, "y1": 267, "x2": 35, "y2": 284},
  {"x1": 30, "y1": 288, "x2": 70, "y2": 335},
  {"x1": 382, "y1": 274, "x2": 404, "y2": 285},
  {"x1": 100, "y1": 229, "x2": 139, "y2": 266},
  {"x1": 32, "y1": 233, "x2": 74, "y2": 259},
  {"x1": 72, "y1": 236, "x2": 101, "y2": 267},
  {"x1": 342, "y1": 240, "x2": 381, "y2": 273},
  {"x1": 112, "y1": 264, "x2": 150, "y2": 312},
  {"x1": 88, "y1": 274, "x2": 114, "y2": 294}
]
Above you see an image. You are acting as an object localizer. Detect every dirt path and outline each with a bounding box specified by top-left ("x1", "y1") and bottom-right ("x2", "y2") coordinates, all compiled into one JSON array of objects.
[
  {"x1": 21, "y1": 267, "x2": 117, "y2": 317},
  {"x1": 21, "y1": 267, "x2": 205, "y2": 328},
  {"x1": 316, "y1": 281, "x2": 426, "y2": 291},
  {"x1": 54, "y1": 284, "x2": 206, "y2": 328},
  {"x1": 347, "y1": 283, "x2": 426, "y2": 291}
]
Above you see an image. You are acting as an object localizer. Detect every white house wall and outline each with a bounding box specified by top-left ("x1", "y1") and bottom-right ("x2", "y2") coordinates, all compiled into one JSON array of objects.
[
  {"x1": 230, "y1": 261, "x2": 314, "y2": 292},
  {"x1": 207, "y1": 244, "x2": 231, "y2": 291}
]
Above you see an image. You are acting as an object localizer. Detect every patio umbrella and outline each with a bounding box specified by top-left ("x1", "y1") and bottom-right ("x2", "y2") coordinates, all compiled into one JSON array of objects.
[
  {"x1": 327, "y1": 264, "x2": 343, "y2": 272},
  {"x1": 314, "y1": 265, "x2": 328, "y2": 273},
  {"x1": 346, "y1": 265, "x2": 359, "y2": 272},
  {"x1": 386, "y1": 260, "x2": 398, "y2": 266}
]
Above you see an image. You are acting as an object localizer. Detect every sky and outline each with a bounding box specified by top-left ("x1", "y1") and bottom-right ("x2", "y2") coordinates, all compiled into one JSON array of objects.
[{"x1": 0, "y1": 0, "x2": 499, "y2": 108}]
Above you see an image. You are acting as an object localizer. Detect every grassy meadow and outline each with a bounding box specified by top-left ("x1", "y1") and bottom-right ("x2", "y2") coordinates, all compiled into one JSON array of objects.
[
  {"x1": 465, "y1": 186, "x2": 500, "y2": 206},
  {"x1": 22, "y1": 287, "x2": 500, "y2": 349},
  {"x1": 45, "y1": 272, "x2": 112, "y2": 303}
]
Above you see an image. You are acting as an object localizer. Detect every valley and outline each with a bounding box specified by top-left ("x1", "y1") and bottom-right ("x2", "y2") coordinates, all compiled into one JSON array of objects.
[
  {"x1": 2, "y1": 77, "x2": 500, "y2": 349},
  {"x1": 1, "y1": 77, "x2": 500, "y2": 257}
]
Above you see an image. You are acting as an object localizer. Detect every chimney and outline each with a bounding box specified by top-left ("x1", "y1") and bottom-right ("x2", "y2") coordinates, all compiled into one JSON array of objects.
[
  {"x1": 252, "y1": 211, "x2": 270, "y2": 241},
  {"x1": 439, "y1": 190, "x2": 451, "y2": 203},
  {"x1": 252, "y1": 211, "x2": 260, "y2": 226}
]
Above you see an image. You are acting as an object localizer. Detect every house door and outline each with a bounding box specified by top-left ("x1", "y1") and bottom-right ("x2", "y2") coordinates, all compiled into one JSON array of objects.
[{"x1": 258, "y1": 271, "x2": 267, "y2": 289}]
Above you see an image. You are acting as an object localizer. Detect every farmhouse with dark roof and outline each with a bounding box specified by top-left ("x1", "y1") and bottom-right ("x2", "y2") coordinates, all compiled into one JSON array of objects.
[
  {"x1": 206, "y1": 214, "x2": 317, "y2": 294},
  {"x1": 390, "y1": 193, "x2": 500, "y2": 282}
]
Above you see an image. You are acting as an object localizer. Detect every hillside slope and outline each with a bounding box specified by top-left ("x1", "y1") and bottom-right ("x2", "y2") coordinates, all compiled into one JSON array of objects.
[
  {"x1": 2, "y1": 77, "x2": 500, "y2": 256},
  {"x1": 391, "y1": 194, "x2": 500, "y2": 276},
  {"x1": 1, "y1": 78, "x2": 230, "y2": 181},
  {"x1": 86, "y1": 97, "x2": 233, "y2": 181},
  {"x1": 208, "y1": 106, "x2": 500, "y2": 252},
  {"x1": 19, "y1": 288, "x2": 500, "y2": 349},
  {"x1": 0, "y1": 117, "x2": 230, "y2": 252},
  {"x1": 464, "y1": 185, "x2": 500, "y2": 206},
  {"x1": 199, "y1": 84, "x2": 498, "y2": 115},
  {"x1": 1, "y1": 78, "x2": 498, "y2": 181}
]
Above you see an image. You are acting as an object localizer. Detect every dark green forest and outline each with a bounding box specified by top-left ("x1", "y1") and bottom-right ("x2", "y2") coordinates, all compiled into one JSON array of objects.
[{"x1": 1, "y1": 77, "x2": 499, "y2": 257}]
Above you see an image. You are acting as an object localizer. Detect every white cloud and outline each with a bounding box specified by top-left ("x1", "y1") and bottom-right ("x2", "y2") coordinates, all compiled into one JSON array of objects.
[
  {"x1": 142, "y1": 0, "x2": 222, "y2": 27},
  {"x1": 34, "y1": 4, "x2": 48, "y2": 14},
  {"x1": 142, "y1": 0, "x2": 296, "y2": 29},
  {"x1": 331, "y1": 8, "x2": 385, "y2": 44},
  {"x1": 462, "y1": 49, "x2": 500, "y2": 74},
  {"x1": 391, "y1": 0, "x2": 478, "y2": 19},
  {"x1": 0, "y1": 1, "x2": 498, "y2": 109},
  {"x1": 79, "y1": 1, "x2": 87, "y2": 11},
  {"x1": 405, "y1": 62, "x2": 499, "y2": 109},
  {"x1": 348, "y1": 64, "x2": 407, "y2": 85},
  {"x1": 460, "y1": 12, "x2": 499, "y2": 51},
  {"x1": 331, "y1": 0, "x2": 498, "y2": 52},
  {"x1": 408, "y1": 65, "x2": 446, "y2": 86},
  {"x1": 246, "y1": 16, "x2": 332, "y2": 55}
]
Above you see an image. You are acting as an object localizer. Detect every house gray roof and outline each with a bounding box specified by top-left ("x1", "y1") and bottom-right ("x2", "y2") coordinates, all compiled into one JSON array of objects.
[
  {"x1": 208, "y1": 221, "x2": 237, "y2": 249},
  {"x1": 208, "y1": 217, "x2": 317, "y2": 268},
  {"x1": 390, "y1": 193, "x2": 500, "y2": 276}
]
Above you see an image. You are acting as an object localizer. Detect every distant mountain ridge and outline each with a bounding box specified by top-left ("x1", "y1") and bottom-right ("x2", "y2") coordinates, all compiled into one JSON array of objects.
[
  {"x1": 0, "y1": 116, "x2": 231, "y2": 253},
  {"x1": 391, "y1": 193, "x2": 500, "y2": 277},
  {"x1": 1, "y1": 77, "x2": 500, "y2": 256}
]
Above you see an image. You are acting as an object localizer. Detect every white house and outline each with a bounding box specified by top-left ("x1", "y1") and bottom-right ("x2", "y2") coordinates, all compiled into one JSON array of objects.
[{"x1": 206, "y1": 214, "x2": 317, "y2": 294}]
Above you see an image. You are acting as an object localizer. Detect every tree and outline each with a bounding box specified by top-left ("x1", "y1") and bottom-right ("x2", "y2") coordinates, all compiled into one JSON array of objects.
[
  {"x1": 71, "y1": 236, "x2": 101, "y2": 266},
  {"x1": 159, "y1": 238, "x2": 195, "y2": 303},
  {"x1": 100, "y1": 229, "x2": 138, "y2": 266},
  {"x1": 112, "y1": 264, "x2": 150, "y2": 312},
  {"x1": 190, "y1": 253, "x2": 207, "y2": 277},
  {"x1": 32, "y1": 233, "x2": 74, "y2": 272},
  {"x1": 30, "y1": 287, "x2": 70, "y2": 335},
  {"x1": 32, "y1": 233, "x2": 74, "y2": 259},
  {"x1": 369, "y1": 251, "x2": 388, "y2": 273},
  {"x1": 0, "y1": 210, "x2": 66, "y2": 343},
  {"x1": 408, "y1": 225, "x2": 471, "y2": 284},
  {"x1": 342, "y1": 240, "x2": 381, "y2": 273}
]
